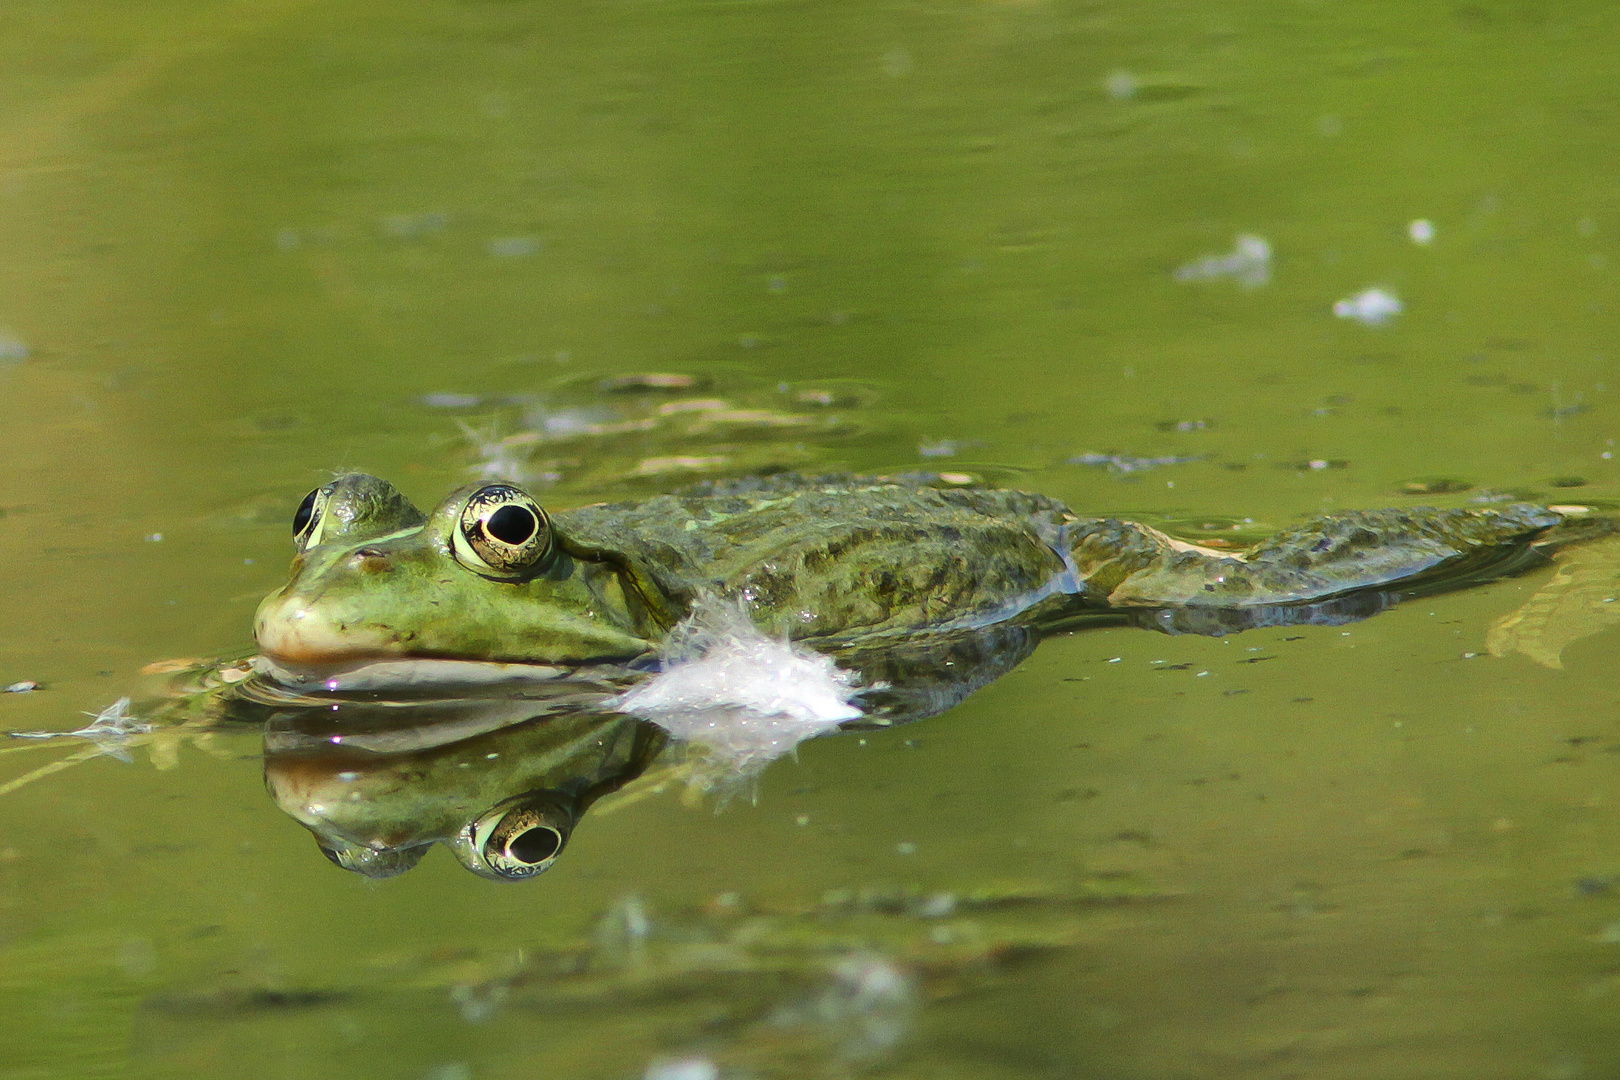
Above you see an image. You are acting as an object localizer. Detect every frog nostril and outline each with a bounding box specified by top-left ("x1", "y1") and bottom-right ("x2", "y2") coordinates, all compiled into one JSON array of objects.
[{"x1": 353, "y1": 547, "x2": 390, "y2": 571}]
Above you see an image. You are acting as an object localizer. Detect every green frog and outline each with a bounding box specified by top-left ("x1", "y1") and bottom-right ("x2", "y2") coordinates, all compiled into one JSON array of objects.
[{"x1": 255, "y1": 471, "x2": 1576, "y2": 674}]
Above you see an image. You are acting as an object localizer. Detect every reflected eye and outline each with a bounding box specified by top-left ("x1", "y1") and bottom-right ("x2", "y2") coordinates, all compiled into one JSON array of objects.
[
  {"x1": 499, "y1": 823, "x2": 563, "y2": 866},
  {"x1": 466, "y1": 798, "x2": 571, "y2": 880},
  {"x1": 293, "y1": 485, "x2": 333, "y2": 551},
  {"x1": 453, "y1": 485, "x2": 553, "y2": 579}
]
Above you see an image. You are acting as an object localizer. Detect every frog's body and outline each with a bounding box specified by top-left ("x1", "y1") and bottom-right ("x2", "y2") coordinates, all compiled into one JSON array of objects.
[{"x1": 254, "y1": 473, "x2": 1567, "y2": 671}]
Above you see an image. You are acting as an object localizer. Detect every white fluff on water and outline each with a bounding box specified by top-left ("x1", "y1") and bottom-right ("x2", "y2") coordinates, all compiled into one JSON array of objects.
[
  {"x1": 1332, "y1": 286, "x2": 1403, "y2": 326},
  {"x1": 612, "y1": 597, "x2": 865, "y2": 776},
  {"x1": 1173, "y1": 234, "x2": 1272, "y2": 289}
]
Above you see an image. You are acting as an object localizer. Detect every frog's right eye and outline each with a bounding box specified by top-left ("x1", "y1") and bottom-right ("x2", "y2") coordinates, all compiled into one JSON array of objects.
[
  {"x1": 292, "y1": 485, "x2": 334, "y2": 551},
  {"x1": 452, "y1": 484, "x2": 554, "y2": 580}
]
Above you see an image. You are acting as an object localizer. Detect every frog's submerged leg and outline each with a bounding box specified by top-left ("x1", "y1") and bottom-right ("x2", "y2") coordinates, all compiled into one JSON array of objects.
[{"x1": 1065, "y1": 504, "x2": 1566, "y2": 636}]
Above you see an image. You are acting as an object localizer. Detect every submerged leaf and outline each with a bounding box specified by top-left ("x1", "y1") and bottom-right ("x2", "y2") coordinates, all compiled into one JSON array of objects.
[{"x1": 1487, "y1": 537, "x2": 1620, "y2": 668}]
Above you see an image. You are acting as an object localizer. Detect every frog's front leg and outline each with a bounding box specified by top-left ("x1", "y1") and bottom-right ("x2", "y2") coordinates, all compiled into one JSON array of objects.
[{"x1": 1065, "y1": 504, "x2": 1564, "y2": 634}]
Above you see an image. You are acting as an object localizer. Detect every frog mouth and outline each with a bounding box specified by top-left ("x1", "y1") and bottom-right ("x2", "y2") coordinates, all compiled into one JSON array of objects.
[{"x1": 250, "y1": 654, "x2": 581, "y2": 693}]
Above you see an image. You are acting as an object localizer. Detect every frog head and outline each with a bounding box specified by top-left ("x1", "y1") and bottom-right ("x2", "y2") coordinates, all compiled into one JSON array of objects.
[{"x1": 254, "y1": 475, "x2": 661, "y2": 669}]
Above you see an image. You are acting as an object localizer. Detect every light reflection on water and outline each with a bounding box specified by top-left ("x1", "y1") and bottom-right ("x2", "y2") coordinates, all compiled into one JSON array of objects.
[{"x1": 2, "y1": 0, "x2": 1620, "y2": 1076}]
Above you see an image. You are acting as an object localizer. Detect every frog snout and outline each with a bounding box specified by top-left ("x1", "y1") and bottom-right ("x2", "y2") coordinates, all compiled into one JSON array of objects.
[{"x1": 253, "y1": 590, "x2": 392, "y2": 664}]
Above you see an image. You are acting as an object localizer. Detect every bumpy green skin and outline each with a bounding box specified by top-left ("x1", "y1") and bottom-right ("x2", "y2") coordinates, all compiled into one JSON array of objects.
[
  {"x1": 560, "y1": 477, "x2": 1079, "y2": 641},
  {"x1": 254, "y1": 472, "x2": 1564, "y2": 666},
  {"x1": 1069, "y1": 503, "x2": 1562, "y2": 605}
]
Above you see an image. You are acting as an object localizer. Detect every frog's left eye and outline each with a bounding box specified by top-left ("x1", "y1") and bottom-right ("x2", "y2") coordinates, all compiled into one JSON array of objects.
[
  {"x1": 293, "y1": 484, "x2": 333, "y2": 551},
  {"x1": 463, "y1": 796, "x2": 571, "y2": 880},
  {"x1": 453, "y1": 484, "x2": 554, "y2": 579}
]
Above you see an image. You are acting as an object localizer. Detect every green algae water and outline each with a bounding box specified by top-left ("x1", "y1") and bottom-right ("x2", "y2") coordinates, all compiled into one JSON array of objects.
[{"x1": 3, "y1": 1, "x2": 1620, "y2": 1075}]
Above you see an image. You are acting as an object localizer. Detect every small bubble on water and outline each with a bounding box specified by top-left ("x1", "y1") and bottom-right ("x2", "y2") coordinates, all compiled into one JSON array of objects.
[
  {"x1": 896, "y1": 841, "x2": 917, "y2": 855},
  {"x1": 1408, "y1": 219, "x2": 1436, "y2": 245},
  {"x1": 1104, "y1": 69, "x2": 1138, "y2": 100}
]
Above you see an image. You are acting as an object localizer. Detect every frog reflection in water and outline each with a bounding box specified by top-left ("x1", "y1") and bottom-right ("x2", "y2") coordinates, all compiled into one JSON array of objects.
[
  {"x1": 249, "y1": 696, "x2": 665, "y2": 880},
  {"x1": 247, "y1": 471, "x2": 1591, "y2": 879}
]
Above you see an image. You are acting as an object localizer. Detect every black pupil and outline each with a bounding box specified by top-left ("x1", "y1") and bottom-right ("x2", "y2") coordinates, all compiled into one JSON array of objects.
[
  {"x1": 506, "y1": 826, "x2": 561, "y2": 864},
  {"x1": 292, "y1": 490, "x2": 319, "y2": 536},
  {"x1": 485, "y1": 504, "x2": 538, "y2": 545}
]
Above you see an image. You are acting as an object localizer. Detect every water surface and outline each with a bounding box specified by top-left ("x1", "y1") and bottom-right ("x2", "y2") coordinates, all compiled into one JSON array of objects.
[{"x1": 3, "y1": 1, "x2": 1620, "y2": 1076}]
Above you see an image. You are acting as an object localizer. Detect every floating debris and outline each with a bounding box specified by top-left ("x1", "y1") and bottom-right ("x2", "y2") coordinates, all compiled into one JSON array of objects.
[
  {"x1": 1546, "y1": 400, "x2": 1590, "y2": 420},
  {"x1": 645, "y1": 1059, "x2": 718, "y2": 1080},
  {"x1": 1173, "y1": 234, "x2": 1272, "y2": 289},
  {"x1": 1069, "y1": 452, "x2": 1206, "y2": 474},
  {"x1": 421, "y1": 393, "x2": 483, "y2": 409},
  {"x1": 601, "y1": 373, "x2": 709, "y2": 393},
  {"x1": 7, "y1": 697, "x2": 152, "y2": 760},
  {"x1": 0, "y1": 332, "x2": 28, "y2": 364},
  {"x1": 918, "y1": 439, "x2": 960, "y2": 459},
  {"x1": 1333, "y1": 287, "x2": 1403, "y2": 326},
  {"x1": 1156, "y1": 418, "x2": 1211, "y2": 432},
  {"x1": 461, "y1": 373, "x2": 863, "y2": 490},
  {"x1": 1469, "y1": 488, "x2": 1538, "y2": 505},
  {"x1": 381, "y1": 212, "x2": 448, "y2": 238},
  {"x1": 628, "y1": 455, "x2": 730, "y2": 477},
  {"x1": 1409, "y1": 219, "x2": 1436, "y2": 245},
  {"x1": 487, "y1": 236, "x2": 541, "y2": 258},
  {"x1": 1550, "y1": 476, "x2": 1589, "y2": 488},
  {"x1": 789, "y1": 387, "x2": 862, "y2": 407},
  {"x1": 3, "y1": 681, "x2": 39, "y2": 694},
  {"x1": 1400, "y1": 478, "x2": 1473, "y2": 495},
  {"x1": 683, "y1": 409, "x2": 815, "y2": 435}
]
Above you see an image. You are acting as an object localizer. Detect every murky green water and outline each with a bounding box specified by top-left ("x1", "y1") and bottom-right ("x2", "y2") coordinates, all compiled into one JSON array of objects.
[{"x1": 4, "y1": 1, "x2": 1620, "y2": 1075}]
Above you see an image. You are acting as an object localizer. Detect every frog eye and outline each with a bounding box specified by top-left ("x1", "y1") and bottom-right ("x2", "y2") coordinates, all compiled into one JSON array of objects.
[
  {"x1": 293, "y1": 484, "x2": 333, "y2": 551},
  {"x1": 465, "y1": 798, "x2": 570, "y2": 880},
  {"x1": 453, "y1": 484, "x2": 553, "y2": 579}
]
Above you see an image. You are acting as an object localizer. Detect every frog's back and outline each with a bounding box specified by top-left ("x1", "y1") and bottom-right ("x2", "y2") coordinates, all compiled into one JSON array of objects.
[{"x1": 557, "y1": 474, "x2": 1078, "y2": 640}]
